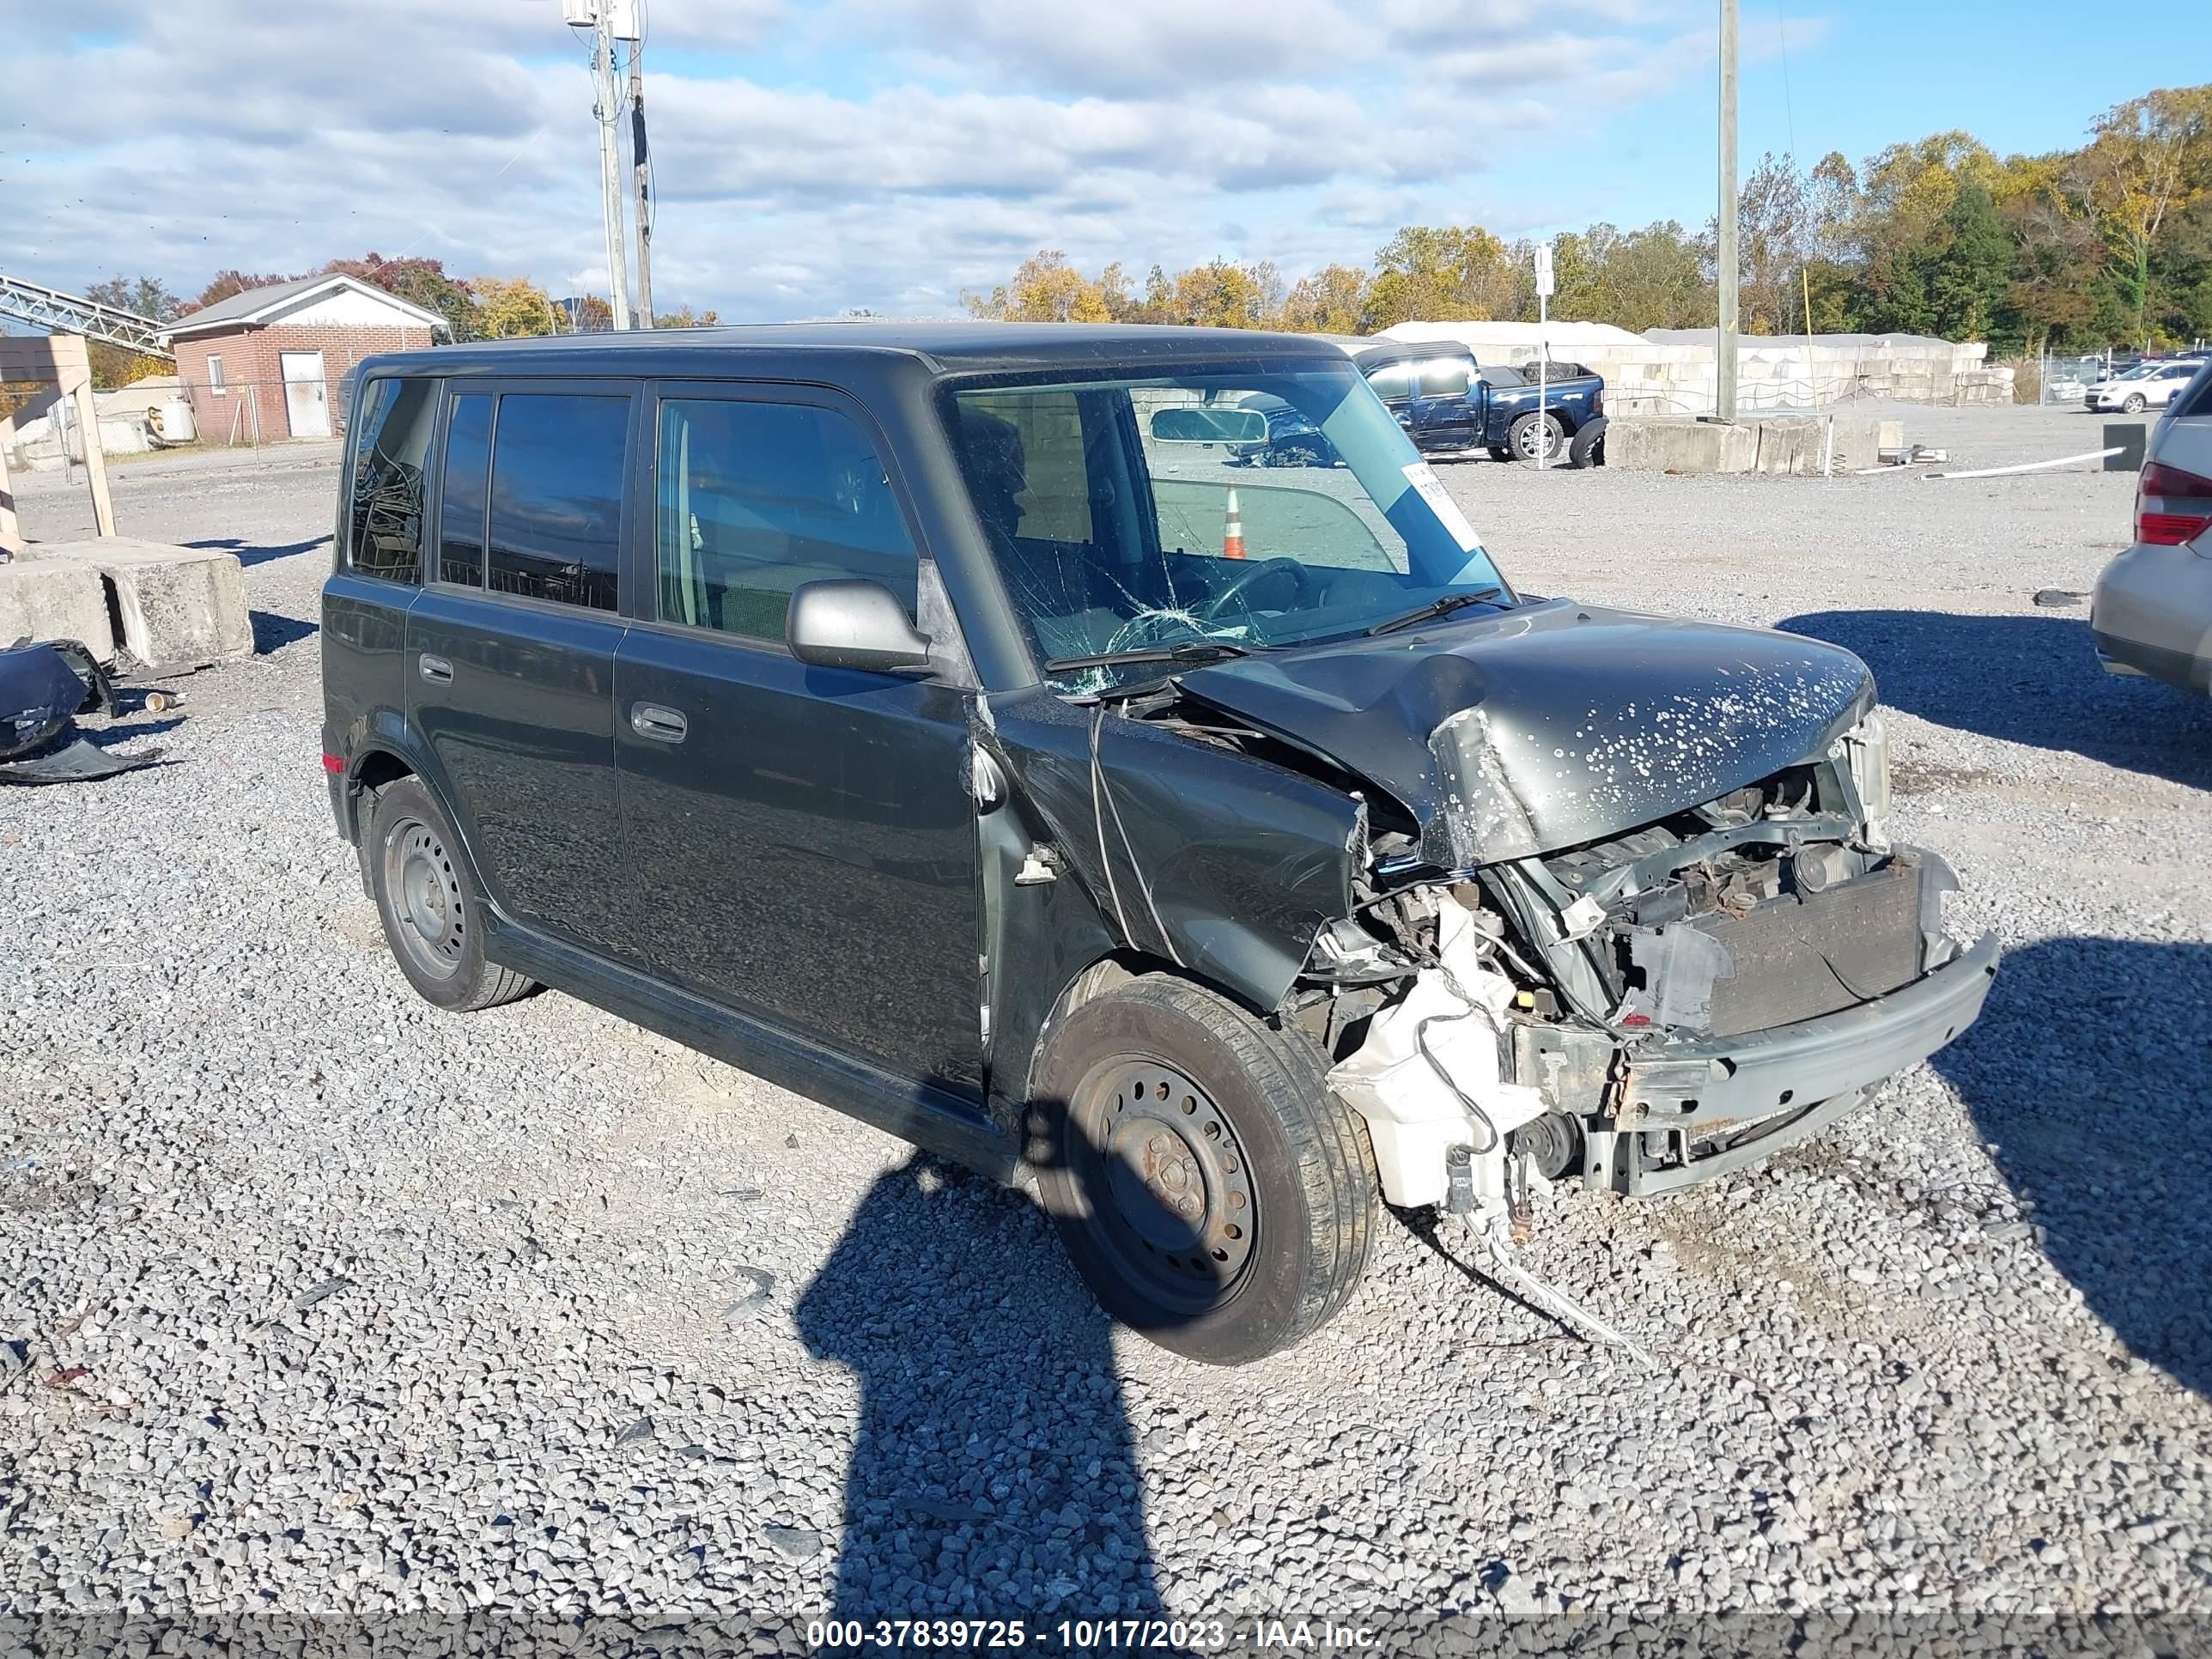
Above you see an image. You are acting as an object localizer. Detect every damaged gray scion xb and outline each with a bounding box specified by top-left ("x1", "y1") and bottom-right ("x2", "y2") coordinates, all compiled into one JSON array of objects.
[{"x1": 321, "y1": 323, "x2": 1999, "y2": 1364}]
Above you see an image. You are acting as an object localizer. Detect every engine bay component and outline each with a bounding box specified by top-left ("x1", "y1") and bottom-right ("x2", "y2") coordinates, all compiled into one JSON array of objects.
[
  {"x1": 1507, "y1": 1110, "x2": 1583, "y2": 1182},
  {"x1": 1327, "y1": 896, "x2": 1547, "y2": 1209}
]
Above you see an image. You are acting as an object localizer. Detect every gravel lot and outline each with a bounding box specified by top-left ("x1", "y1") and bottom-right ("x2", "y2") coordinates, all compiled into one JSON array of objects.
[{"x1": 3, "y1": 403, "x2": 2208, "y2": 1639}]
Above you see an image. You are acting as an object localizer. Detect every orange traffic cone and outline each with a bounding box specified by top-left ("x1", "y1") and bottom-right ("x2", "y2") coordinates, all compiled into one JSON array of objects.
[{"x1": 1223, "y1": 487, "x2": 1246, "y2": 560}]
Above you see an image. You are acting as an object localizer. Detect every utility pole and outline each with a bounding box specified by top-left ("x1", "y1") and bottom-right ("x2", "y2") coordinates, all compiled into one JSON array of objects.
[
  {"x1": 629, "y1": 35, "x2": 653, "y2": 329},
  {"x1": 591, "y1": 5, "x2": 633, "y2": 330},
  {"x1": 1714, "y1": 0, "x2": 1739, "y2": 422}
]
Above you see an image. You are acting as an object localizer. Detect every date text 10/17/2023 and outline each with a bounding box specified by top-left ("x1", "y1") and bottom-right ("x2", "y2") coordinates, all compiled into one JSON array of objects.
[{"x1": 805, "y1": 1617, "x2": 1382, "y2": 1650}]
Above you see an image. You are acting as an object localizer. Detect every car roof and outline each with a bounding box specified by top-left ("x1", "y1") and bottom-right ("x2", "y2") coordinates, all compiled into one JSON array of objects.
[
  {"x1": 356, "y1": 321, "x2": 1358, "y2": 381},
  {"x1": 1348, "y1": 339, "x2": 1478, "y2": 371}
]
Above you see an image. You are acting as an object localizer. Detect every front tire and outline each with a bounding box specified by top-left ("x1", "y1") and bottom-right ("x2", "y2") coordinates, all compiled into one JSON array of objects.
[
  {"x1": 365, "y1": 777, "x2": 535, "y2": 1012},
  {"x1": 1030, "y1": 975, "x2": 1379, "y2": 1365},
  {"x1": 2123, "y1": 393, "x2": 2148, "y2": 414}
]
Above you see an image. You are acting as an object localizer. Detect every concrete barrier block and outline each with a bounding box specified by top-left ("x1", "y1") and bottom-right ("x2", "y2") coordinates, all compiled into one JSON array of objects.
[
  {"x1": 0, "y1": 559, "x2": 115, "y2": 659},
  {"x1": 23, "y1": 537, "x2": 251, "y2": 672},
  {"x1": 1608, "y1": 417, "x2": 1760, "y2": 472}
]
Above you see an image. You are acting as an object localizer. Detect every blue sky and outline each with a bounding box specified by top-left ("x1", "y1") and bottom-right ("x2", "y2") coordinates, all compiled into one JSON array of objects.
[{"x1": 8, "y1": 1, "x2": 2209, "y2": 321}]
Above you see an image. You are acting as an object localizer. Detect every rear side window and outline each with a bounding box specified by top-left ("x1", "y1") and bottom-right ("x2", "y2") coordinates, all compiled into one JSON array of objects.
[
  {"x1": 348, "y1": 378, "x2": 436, "y2": 583},
  {"x1": 437, "y1": 393, "x2": 492, "y2": 586},
  {"x1": 487, "y1": 393, "x2": 629, "y2": 611},
  {"x1": 656, "y1": 399, "x2": 916, "y2": 641}
]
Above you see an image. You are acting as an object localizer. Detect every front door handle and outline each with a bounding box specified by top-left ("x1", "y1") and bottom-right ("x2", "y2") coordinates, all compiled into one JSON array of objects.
[
  {"x1": 630, "y1": 702, "x2": 688, "y2": 743},
  {"x1": 418, "y1": 653, "x2": 453, "y2": 684}
]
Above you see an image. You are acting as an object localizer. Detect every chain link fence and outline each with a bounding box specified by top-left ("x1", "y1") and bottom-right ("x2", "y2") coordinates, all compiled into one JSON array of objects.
[{"x1": 2037, "y1": 351, "x2": 2109, "y2": 409}]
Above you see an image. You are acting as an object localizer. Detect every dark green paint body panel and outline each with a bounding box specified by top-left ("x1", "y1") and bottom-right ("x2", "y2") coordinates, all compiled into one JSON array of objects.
[
  {"x1": 983, "y1": 686, "x2": 1362, "y2": 1016},
  {"x1": 611, "y1": 629, "x2": 986, "y2": 1095},
  {"x1": 404, "y1": 587, "x2": 629, "y2": 954},
  {"x1": 319, "y1": 572, "x2": 416, "y2": 823}
]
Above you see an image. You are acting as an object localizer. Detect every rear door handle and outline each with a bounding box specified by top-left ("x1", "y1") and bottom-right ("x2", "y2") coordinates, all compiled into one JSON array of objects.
[
  {"x1": 630, "y1": 702, "x2": 688, "y2": 743},
  {"x1": 418, "y1": 653, "x2": 453, "y2": 684}
]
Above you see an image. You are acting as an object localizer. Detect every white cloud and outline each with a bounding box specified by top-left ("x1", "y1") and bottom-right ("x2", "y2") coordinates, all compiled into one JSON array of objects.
[{"x1": 3, "y1": 0, "x2": 1777, "y2": 319}]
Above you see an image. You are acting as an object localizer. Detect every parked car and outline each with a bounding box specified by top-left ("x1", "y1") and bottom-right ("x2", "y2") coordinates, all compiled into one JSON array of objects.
[
  {"x1": 1327, "y1": 340, "x2": 1605, "y2": 466},
  {"x1": 2084, "y1": 357, "x2": 2207, "y2": 413},
  {"x1": 322, "y1": 323, "x2": 1996, "y2": 1364},
  {"x1": 2093, "y1": 361, "x2": 2212, "y2": 693}
]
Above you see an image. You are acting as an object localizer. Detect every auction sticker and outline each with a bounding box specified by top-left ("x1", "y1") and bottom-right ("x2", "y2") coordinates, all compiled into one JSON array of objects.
[{"x1": 1401, "y1": 461, "x2": 1482, "y2": 551}]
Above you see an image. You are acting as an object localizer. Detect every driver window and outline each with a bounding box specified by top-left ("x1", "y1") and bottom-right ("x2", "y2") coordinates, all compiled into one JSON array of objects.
[
  {"x1": 1417, "y1": 358, "x2": 1471, "y2": 397},
  {"x1": 656, "y1": 398, "x2": 916, "y2": 642}
]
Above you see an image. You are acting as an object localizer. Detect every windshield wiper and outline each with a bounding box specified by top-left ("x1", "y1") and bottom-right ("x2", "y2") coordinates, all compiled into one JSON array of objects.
[
  {"x1": 1045, "y1": 639, "x2": 1253, "y2": 672},
  {"x1": 1364, "y1": 588, "x2": 1505, "y2": 636}
]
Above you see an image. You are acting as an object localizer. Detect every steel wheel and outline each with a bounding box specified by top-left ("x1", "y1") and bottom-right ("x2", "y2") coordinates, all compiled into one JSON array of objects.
[
  {"x1": 1075, "y1": 1056, "x2": 1259, "y2": 1316},
  {"x1": 383, "y1": 817, "x2": 467, "y2": 981}
]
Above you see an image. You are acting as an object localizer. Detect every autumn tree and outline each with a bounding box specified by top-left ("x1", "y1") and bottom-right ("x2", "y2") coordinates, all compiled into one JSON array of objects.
[
  {"x1": 1998, "y1": 154, "x2": 2106, "y2": 351},
  {"x1": 1278, "y1": 264, "x2": 1370, "y2": 333},
  {"x1": 1735, "y1": 153, "x2": 1814, "y2": 334},
  {"x1": 653, "y1": 305, "x2": 723, "y2": 327},
  {"x1": 1366, "y1": 225, "x2": 1520, "y2": 326},
  {"x1": 2080, "y1": 87, "x2": 2212, "y2": 348},
  {"x1": 472, "y1": 277, "x2": 562, "y2": 338},
  {"x1": 192, "y1": 269, "x2": 302, "y2": 310},
  {"x1": 325, "y1": 253, "x2": 480, "y2": 339},
  {"x1": 1540, "y1": 222, "x2": 1711, "y2": 332},
  {"x1": 1168, "y1": 259, "x2": 1278, "y2": 328},
  {"x1": 82, "y1": 275, "x2": 184, "y2": 387},
  {"x1": 963, "y1": 250, "x2": 1119, "y2": 321}
]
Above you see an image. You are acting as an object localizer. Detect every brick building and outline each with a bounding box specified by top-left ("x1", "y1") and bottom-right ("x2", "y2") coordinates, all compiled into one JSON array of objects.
[{"x1": 160, "y1": 275, "x2": 446, "y2": 444}]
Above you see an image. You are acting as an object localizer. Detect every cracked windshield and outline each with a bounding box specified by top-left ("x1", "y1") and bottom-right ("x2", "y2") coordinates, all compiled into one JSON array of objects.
[{"x1": 945, "y1": 365, "x2": 1511, "y2": 688}]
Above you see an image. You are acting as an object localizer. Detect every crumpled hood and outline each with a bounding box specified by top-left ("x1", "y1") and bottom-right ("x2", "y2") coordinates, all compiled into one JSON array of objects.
[{"x1": 1176, "y1": 599, "x2": 1875, "y2": 866}]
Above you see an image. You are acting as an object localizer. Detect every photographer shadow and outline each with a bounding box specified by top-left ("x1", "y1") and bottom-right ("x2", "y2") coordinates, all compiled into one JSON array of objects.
[
  {"x1": 794, "y1": 1152, "x2": 1166, "y2": 1628},
  {"x1": 1930, "y1": 935, "x2": 2212, "y2": 1398}
]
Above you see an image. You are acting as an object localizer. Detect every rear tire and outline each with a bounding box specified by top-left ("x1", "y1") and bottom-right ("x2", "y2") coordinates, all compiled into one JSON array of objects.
[
  {"x1": 1030, "y1": 975, "x2": 1378, "y2": 1365},
  {"x1": 1510, "y1": 410, "x2": 1565, "y2": 466},
  {"x1": 365, "y1": 777, "x2": 535, "y2": 1012}
]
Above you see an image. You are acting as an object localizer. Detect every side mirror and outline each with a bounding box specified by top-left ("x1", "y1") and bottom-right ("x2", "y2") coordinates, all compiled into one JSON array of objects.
[
  {"x1": 1148, "y1": 405, "x2": 1268, "y2": 445},
  {"x1": 787, "y1": 579, "x2": 933, "y2": 674}
]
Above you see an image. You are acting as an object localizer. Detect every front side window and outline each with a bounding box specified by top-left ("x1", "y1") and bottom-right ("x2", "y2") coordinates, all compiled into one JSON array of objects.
[
  {"x1": 945, "y1": 364, "x2": 1508, "y2": 685},
  {"x1": 656, "y1": 398, "x2": 915, "y2": 642},
  {"x1": 1416, "y1": 358, "x2": 1472, "y2": 398},
  {"x1": 347, "y1": 377, "x2": 435, "y2": 583},
  {"x1": 1365, "y1": 363, "x2": 1414, "y2": 401},
  {"x1": 487, "y1": 392, "x2": 629, "y2": 611}
]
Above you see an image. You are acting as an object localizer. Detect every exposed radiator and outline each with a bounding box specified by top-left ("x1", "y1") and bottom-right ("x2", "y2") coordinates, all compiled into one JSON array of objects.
[{"x1": 1691, "y1": 858, "x2": 1925, "y2": 1036}]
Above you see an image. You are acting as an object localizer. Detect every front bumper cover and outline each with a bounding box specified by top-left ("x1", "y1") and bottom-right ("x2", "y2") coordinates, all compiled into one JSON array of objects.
[{"x1": 1586, "y1": 931, "x2": 2001, "y2": 1195}]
